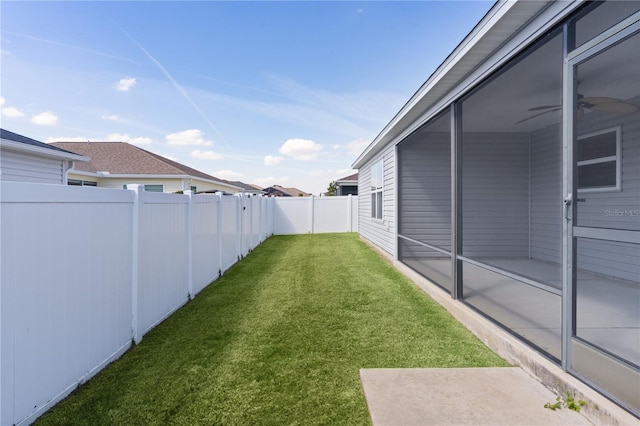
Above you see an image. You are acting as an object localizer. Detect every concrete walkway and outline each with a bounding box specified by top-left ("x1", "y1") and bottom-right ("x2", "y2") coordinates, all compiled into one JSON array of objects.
[{"x1": 360, "y1": 367, "x2": 591, "y2": 425}]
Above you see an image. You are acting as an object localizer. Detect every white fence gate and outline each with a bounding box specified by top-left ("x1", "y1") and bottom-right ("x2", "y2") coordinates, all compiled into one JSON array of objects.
[{"x1": 0, "y1": 181, "x2": 356, "y2": 426}]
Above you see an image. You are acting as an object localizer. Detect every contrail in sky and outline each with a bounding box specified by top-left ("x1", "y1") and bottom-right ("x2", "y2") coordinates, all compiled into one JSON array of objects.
[
  {"x1": 116, "y1": 24, "x2": 231, "y2": 150},
  {"x1": 3, "y1": 30, "x2": 138, "y2": 63}
]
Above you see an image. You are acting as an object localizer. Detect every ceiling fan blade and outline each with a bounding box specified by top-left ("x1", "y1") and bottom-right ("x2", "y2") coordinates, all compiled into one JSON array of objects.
[
  {"x1": 528, "y1": 105, "x2": 561, "y2": 111},
  {"x1": 580, "y1": 96, "x2": 621, "y2": 105},
  {"x1": 516, "y1": 107, "x2": 561, "y2": 124},
  {"x1": 591, "y1": 102, "x2": 640, "y2": 113}
]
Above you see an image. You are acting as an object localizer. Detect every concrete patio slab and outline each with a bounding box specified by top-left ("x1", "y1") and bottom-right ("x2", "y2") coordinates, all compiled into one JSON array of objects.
[{"x1": 360, "y1": 367, "x2": 591, "y2": 425}]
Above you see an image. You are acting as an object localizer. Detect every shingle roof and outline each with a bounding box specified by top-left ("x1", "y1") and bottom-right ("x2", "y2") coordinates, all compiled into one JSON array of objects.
[
  {"x1": 336, "y1": 173, "x2": 358, "y2": 182},
  {"x1": 265, "y1": 185, "x2": 310, "y2": 197},
  {"x1": 1, "y1": 128, "x2": 81, "y2": 156},
  {"x1": 227, "y1": 181, "x2": 264, "y2": 192},
  {"x1": 50, "y1": 142, "x2": 231, "y2": 184}
]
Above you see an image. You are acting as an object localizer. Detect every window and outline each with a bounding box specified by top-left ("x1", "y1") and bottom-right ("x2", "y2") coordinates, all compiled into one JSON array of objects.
[
  {"x1": 68, "y1": 179, "x2": 97, "y2": 186},
  {"x1": 190, "y1": 185, "x2": 197, "y2": 192},
  {"x1": 577, "y1": 127, "x2": 620, "y2": 192},
  {"x1": 144, "y1": 184, "x2": 164, "y2": 192},
  {"x1": 370, "y1": 159, "x2": 383, "y2": 219},
  {"x1": 122, "y1": 184, "x2": 165, "y2": 192}
]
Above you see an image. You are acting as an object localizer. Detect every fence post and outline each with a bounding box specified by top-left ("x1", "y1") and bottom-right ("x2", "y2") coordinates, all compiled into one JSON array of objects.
[
  {"x1": 185, "y1": 190, "x2": 194, "y2": 300},
  {"x1": 348, "y1": 194, "x2": 353, "y2": 232},
  {"x1": 216, "y1": 192, "x2": 223, "y2": 275},
  {"x1": 309, "y1": 195, "x2": 315, "y2": 234},
  {"x1": 127, "y1": 184, "x2": 142, "y2": 344},
  {"x1": 236, "y1": 193, "x2": 243, "y2": 259}
]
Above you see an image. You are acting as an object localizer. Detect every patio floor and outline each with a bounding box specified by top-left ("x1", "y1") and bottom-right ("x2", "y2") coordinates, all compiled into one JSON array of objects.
[{"x1": 360, "y1": 367, "x2": 591, "y2": 425}]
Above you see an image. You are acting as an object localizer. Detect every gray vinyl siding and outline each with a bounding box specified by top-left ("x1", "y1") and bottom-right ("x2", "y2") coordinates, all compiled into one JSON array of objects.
[
  {"x1": 398, "y1": 132, "x2": 451, "y2": 254},
  {"x1": 358, "y1": 144, "x2": 396, "y2": 258},
  {"x1": 574, "y1": 109, "x2": 640, "y2": 280},
  {"x1": 0, "y1": 150, "x2": 64, "y2": 184},
  {"x1": 461, "y1": 133, "x2": 530, "y2": 258},
  {"x1": 530, "y1": 124, "x2": 562, "y2": 264}
]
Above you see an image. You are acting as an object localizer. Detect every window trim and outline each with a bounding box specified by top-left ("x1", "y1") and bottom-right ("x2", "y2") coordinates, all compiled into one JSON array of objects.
[
  {"x1": 577, "y1": 126, "x2": 621, "y2": 193},
  {"x1": 370, "y1": 159, "x2": 384, "y2": 220}
]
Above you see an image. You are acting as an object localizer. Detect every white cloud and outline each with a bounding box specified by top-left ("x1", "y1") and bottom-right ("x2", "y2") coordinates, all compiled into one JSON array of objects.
[
  {"x1": 255, "y1": 176, "x2": 289, "y2": 187},
  {"x1": 334, "y1": 138, "x2": 369, "y2": 156},
  {"x1": 166, "y1": 129, "x2": 213, "y2": 146},
  {"x1": 1, "y1": 106, "x2": 25, "y2": 118},
  {"x1": 213, "y1": 170, "x2": 243, "y2": 179},
  {"x1": 264, "y1": 155, "x2": 284, "y2": 166},
  {"x1": 31, "y1": 111, "x2": 58, "y2": 125},
  {"x1": 162, "y1": 154, "x2": 177, "y2": 161},
  {"x1": 115, "y1": 77, "x2": 136, "y2": 92},
  {"x1": 101, "y1": 114, "x2": 121, "y2": 122},
  {"x1": 106, "y1": 133, "x2": 152, "y2": 146},
  {"x1": 191, "y1": 150, "x2": 224, "y2": 160},
  {"x1": 0, "y1": 97, "x2": 25, "y2": 118},
  {"x1": 278, "y1": 138, "x2": 322, "y2": 161}
]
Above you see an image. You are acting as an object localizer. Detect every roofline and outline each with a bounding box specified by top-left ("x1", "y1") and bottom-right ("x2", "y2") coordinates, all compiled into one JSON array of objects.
[
  {"x1": 1, "y1": 138, "x2": 89, "y2": 162},
  {"x1": 352, "y1": 0, "x2": 574, "y2": 169},
  {"x1": 336, "y1": 179, "x2": 357, "y2": 185},
  {"x1": 68, "y1": 170, "x2": 243, "y2": 190}
]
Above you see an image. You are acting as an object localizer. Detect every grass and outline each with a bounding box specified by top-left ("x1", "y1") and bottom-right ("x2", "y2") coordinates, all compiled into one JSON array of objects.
[{"x1": 37, "y1": 234, "x2": 508, "y2": 425}]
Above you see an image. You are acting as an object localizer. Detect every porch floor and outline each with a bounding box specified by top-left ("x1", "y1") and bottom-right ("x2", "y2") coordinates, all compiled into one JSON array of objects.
[{"x1": 402, "y1": 257, "x2": 640, "y2": 366}]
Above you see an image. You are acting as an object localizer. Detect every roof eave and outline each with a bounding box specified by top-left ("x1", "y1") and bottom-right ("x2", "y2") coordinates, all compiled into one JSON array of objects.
[
  {"x1": 69, "y1": 172, "x2": 243, "y2": 190},
  {"x1": 1, "y1": 139, "x2": 90, "y2": 162},
  {"x1": 352, "y1": 0, "x2": 558, "y2": 169}
]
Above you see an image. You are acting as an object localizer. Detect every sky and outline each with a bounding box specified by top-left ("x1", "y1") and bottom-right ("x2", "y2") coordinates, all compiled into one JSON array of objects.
[{"x1": 1, "y1": 1, "x2": 493, "y2": 195}]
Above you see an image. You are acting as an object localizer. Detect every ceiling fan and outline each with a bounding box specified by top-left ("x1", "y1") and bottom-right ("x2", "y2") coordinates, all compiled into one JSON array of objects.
[{"x1": 516, "y1": 94, "x2": 639, "y2": 124}]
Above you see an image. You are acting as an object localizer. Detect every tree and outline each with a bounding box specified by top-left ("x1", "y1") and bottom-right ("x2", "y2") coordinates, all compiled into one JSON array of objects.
[{"x1": 326, "y1": 181, "x2": 337, "y2": 196}]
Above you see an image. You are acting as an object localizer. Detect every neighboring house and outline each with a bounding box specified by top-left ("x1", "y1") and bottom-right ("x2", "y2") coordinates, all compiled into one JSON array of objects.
[
  {"x1": 0, "y1": 128, "x2": 88, "y2": 184},
  {"x1": 225, "y1": 181, "x2": 266, "y2": 194},
  {"x1": 353, "y1": 0, "x2": 639, "y2": 417},
  {"x1": 263, "y1": 184, "x2": 310, "y2": 197},
  {"x1": 51, "y1": 141, "x2": 241, "y2": 193},
  {"x1": 334, "y1": 173, "x2": 358, "y2": 196}
]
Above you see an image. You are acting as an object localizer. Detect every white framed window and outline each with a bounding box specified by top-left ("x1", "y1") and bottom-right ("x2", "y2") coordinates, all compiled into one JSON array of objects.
[
  {"x1": 577, "y1": 126, "x2": 621, "y2": 192},
  {"x1": 370, "y1": 159, "x2": 383, "y2": 219}
]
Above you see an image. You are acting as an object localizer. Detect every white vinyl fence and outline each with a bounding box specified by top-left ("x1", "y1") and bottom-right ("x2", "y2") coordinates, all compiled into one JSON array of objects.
[
  {"x1": 0, "y1": 181, "x2": 357, "y2": 426},
  {"x1": 273, "y1": 194, "x2": 358, "y2": 234}
]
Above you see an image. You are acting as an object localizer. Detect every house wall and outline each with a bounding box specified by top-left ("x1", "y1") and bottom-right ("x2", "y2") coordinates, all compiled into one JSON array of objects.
[
  {"x1": 461, "y1": 132, "x2": 530, "y2": 258},
  {"x1": 65, "y1": 173, "x2": 240, "y2": 193},
  {"x1": 0, "y1": 150, "x2": 65, "y2": 184},
  {"x1": 528, "y1": 108, "x2": 640, "y2": 282},
  {"x1": 358, "y1": 144, "x2": 396, "y2": 258},
  {"x1": 398, "y1": 132, "x2": 451, "y2": 254},
  {"x1": 530, "y1": 124, "x2": 563, "y2": 264}
]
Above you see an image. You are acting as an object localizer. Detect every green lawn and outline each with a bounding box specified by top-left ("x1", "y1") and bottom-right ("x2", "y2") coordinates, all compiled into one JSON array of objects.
[{"x1": 37, "y1": 234, "x2": 507, "y2": 425}]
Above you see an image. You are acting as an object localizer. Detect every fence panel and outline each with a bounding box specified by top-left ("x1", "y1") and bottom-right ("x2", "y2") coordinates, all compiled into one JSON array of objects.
[
  {"x1": 273, "y1": 197, "x2": 311, "y2": 234},
  {"x1": 192, "y1": 194, "x2": 220, "y2": 295},
  {"x1": 313, "y1": 197, "x2": 351, "y2": 233},
  {"x1": 273, "y1": 196, "x2": 358, "y2": 235},
  {"x1": 220, "y1": 196, "x2": 240, "y2": 272},
  {"x1": 1, "y1": 182, "x2": 134, "y2": 426},
  {"x1": 351, "y1": 195, "x2": 359, "y2": 232},
  {"x1": 137, "y1": 191, "x2": 190, "y2": 336}
]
